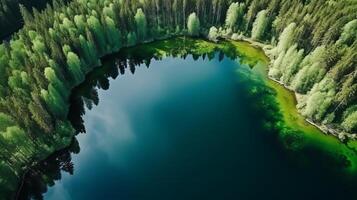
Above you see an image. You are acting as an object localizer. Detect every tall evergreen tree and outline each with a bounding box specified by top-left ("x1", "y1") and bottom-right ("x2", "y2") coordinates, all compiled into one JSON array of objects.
[
  {"x1": 187, "y1": 12, "x2": 200, "y2": 37},
  {"x1": 251, "y1": 10, "x2": 268, "y2": 40},
  {"x1": 134, "y1": 8, "x2": 148, "y2": 42}
]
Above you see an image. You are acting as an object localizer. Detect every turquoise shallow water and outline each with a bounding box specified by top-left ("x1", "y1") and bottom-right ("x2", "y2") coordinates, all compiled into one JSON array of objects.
[{"x1": 19, "y1": 54, "x2": 356, "y2": 200}]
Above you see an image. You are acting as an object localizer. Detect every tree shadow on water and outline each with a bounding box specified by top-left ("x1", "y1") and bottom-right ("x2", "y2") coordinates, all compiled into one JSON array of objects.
[{"x1": 17, "y1": 40, "x2": 240, "y2": 200}]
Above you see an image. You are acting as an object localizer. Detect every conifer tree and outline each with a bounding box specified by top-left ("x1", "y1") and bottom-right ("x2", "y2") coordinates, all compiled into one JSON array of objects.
[
  {"x1": 66, "y1": 52, "x2": 84, "y2": 84},
  {"x1": 275, "y1": 23, "x2": 296, "y2": 55},
  {"x1": 127, "y1": 32, "x2": 137, "y2": 46},
  {"x1": 342, "y1": 111, "x2": 357, "y2": 132},
  {"x1": 19, "y1": 4, "x2": 33, "y2": 25},
  {"x1": 336, "y1": 19, "x2": 357, "y2": 46},
  {"x1": 87, "y1": 16, "x2": 107, "y2": 54},
  {"x1": 134, "y1": 8, "x2": 148, "y2": 42},
  {"x1": 251, "y1": 10, "x2": 268, "y2": 40},
  {"x1": 187, "y1": 12, "x2": 200, "y2": 37},
  {"x1": 225, "y1": 3, "x2": 239, "y2": 30}
]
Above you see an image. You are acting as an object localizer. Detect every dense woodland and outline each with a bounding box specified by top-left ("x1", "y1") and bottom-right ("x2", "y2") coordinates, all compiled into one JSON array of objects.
[
  {"x1": 0, "y1": 0, "x2": 356, "y2": 197},
  {"x1": 0, "y1": 0, "x2": 58, "y2": 38}
]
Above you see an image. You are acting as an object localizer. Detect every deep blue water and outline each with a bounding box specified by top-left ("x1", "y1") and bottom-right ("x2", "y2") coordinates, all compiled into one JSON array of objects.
[{"x1": 19, "y1": 54, "x2": 356, "y2": 200}]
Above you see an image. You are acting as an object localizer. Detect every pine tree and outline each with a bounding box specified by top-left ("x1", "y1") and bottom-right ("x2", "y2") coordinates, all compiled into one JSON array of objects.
[
  {"x1": 28, "y1": 99, "x2": 53, "y2": 133},
  {"x1": 336, "y1": 19, "x2": 357, "y2": 46},
  {"x1": 225, "y1": 3, "x2": 239, "y2": 30},
  {"x1": 134, "y1": 8, "x2": 148, "y2": 42},
  {"x1": 66, "y1": 52, "x2": 84, "y2": 84},
  {"x1": 342, "y1": 111, "x2": 357, "y2": 132},
  {"x1": 187, "y1": 12, "x2": 200, "y2": 37},
  {"x1": 275, "y1": 23, "x2": 296, "y2": 55},
  {"x1": 44, "y1": 67, "x2": 68, "y2": 98},
  {"x1": 19, "y1": 4, "x2": 33, "y2": 25},
  {"x1": 251, "y1": 10, "x2": 268, "y2": 40},
  {"x1": 127, "y1": 32, "x2": 137, "y2": 46},
  {"x1": 87, "y1": 15, "x2": 107, "y2": 54}
]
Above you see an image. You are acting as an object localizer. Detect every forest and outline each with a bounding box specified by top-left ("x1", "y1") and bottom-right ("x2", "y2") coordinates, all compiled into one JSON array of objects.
[
  {"x1": 0, "y1": 0, "x2": 62, "y2": 38},
  {"x1": 0, "y1": 0, "x2": 356, "y2": 197}
]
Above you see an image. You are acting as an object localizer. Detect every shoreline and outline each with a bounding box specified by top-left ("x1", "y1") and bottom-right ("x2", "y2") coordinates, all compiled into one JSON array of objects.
[
  {"x1": 237, "y1": 37, "x2": 350, "y2": 142},
  {"x1": 13, "y1": 136, "x2": 74, "y2": 200},
  {"x1": 267, "y1": 76, "x2": 338, "y2": 137},
  {"x1": 12, "y1": 36, "x2": 352, "y2": 199}
]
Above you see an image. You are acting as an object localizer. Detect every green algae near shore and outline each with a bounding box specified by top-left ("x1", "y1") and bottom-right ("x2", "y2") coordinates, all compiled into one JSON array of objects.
[
  {"x1": 267, "y1": 78, "x2": 357, "y2": 174},
  {"x1": 120, "y1": 37, "x2": 357, "y2": 174},
  {"x1": 12, "y1": 37, "x2": 357, "y2": 200},
  {"x1": 251, "y1": 47, "x2": 357, "y2": 175}
]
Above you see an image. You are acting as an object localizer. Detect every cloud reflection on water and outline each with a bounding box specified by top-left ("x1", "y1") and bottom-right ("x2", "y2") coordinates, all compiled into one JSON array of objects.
[{"x1": 43, "y1": 55, "x2": 239, "y2": 199}]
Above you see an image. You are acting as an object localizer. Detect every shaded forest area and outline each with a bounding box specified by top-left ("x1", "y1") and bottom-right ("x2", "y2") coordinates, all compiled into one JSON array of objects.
[
  {"x1": 0, "y1": 0, "x2": 65, "y2": 39},
  {"x1": 0, "y1": 0, "x2": 356, "y2": 198}
]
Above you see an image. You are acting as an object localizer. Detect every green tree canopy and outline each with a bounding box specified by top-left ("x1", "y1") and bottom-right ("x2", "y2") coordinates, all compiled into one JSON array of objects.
[
  {"x1": 134, "y1": 8, "x2": 148, "y2": 42},
  {"x1": 251, "y1": 10, "x2": 268, "y2": 40},
  {"x1": 187, "y1": 12, "x2": 200, "y2": 37}
]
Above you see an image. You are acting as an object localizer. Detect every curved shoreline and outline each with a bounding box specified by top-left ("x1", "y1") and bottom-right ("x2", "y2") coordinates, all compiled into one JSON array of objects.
[
  {"x1": 13, "y1": 37, "x2": 263, "y2": 198},
  {"x1": 12, "y1": 37, "x2": 355, "y2": 199},
  {"x1": 268, "y1": 77, "x2": 332, "y2": 136},
  {"x1": 239, "y1": 37, "x2": 350, "y2": 141}
]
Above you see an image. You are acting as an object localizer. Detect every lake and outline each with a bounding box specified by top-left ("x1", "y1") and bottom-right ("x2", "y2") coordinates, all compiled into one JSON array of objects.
[{"x1": 18, "y1": 40, "x2": 356, "y2": 200}]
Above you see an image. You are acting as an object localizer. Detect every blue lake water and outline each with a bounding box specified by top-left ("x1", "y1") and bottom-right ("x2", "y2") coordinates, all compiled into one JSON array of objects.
[{"x1": 19, "y1": 53, "x2": 356, "y2": 200}]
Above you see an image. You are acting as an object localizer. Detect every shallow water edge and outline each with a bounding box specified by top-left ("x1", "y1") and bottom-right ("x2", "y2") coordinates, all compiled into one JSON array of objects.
[{"x1": 13, "y1": 37, "x2": 357, "y2": 199}]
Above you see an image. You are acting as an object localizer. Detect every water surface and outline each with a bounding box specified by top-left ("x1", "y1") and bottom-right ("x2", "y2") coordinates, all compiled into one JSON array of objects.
[{"x1": 19, "y1": 42, "x2": 356, "y2": 200}]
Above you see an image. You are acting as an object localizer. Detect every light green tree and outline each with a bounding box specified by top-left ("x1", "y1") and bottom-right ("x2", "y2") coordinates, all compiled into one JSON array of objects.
[
  {"x1": 301, "y1": 77, "x2": 336, "y2": 121},
  {"x1": 44, "y1": 67, "x2": 67, "y2": 98},
  {"x1": 281, "y1": 46, "x2": 304, "y2": 84},
  {"x1": 103, "y1": 4, "x2": 115, "y2": 19},
  {"x1": 292, "y1": 46, "x2": 327, "y2": 93},
  {"x1": 274, "y1": 23, "x2": 296, "y2": 55},
  {"x1": 74, "y1": 15, "x2": 86, "y2": 34},
  {"x1": 251, "y1": 10, "x2": 268, "y2": 40},
  {"x1": 187, "y1": 12, "x2": 200, "y2": 37},
  {"x1": 342, "y1": 111, "x2": 357, "y2": 132},
  {"x1": 225, "y1": 3, "x2": 239, "y2": 30},
  {"x1": 87, "y1": 15, "x2": 106, "y2": 54},
  {"x1": 105, "y1": 17, "x2": 122, "y2": 51},
  {"x1": 134, "y1": 8, "x2": 148, "y2": 42},
  {"x1": 41, "y1": 85, "x2": 67, "y2": 118},
  {"x1": 268, "y1": 51, "x2": 285, "y2": 79},
  {"x1": 66, "y1": 52, "x2": 84, "y2": 84},
  {"x1": 208, "y1": 26, "x2": 219, "y2": 42},
  {"x1": 336, "y1": 19, "x2": 357, "y2": 46}
]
